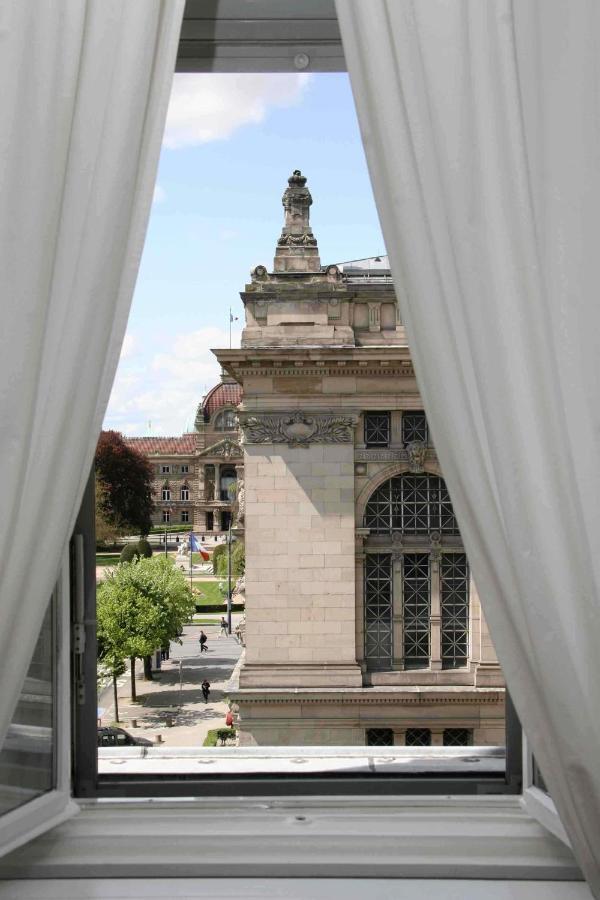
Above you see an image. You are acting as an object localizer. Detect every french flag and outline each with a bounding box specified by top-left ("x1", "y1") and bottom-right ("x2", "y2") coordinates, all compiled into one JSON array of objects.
[{"x1": 189, "y1": 532, "x2": 210, "y2": 561}]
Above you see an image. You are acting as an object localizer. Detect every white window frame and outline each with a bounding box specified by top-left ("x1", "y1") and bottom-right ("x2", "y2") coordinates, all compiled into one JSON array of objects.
[
  {"x1": 521, "y1": 734, "x2": 571, "y2": 848},
  {"x1": 161, "y1": 488, "x2": 171, "y2": 501},
  {"x1": 180, "y1": 465, "x2": 189, "y2": 474},
  {"x1": 0, "y1": 547, "x2": 77, "y2": 859},
  {"x1": 162, "y1": 510, "x2": 170, "y2": 524},
  {"x1": 161, "y1": 465, "x2": 171, "y2": 474},
  {"x1": 180, "y1": 487, "x2": 189, "y2": 501},
  {"x1": 181, "y1": 510, "x2": 189, "y2": 523}
]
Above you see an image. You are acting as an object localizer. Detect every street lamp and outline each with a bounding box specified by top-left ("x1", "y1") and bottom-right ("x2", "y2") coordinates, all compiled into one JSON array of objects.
[
  {"x1": 164, "y1": 507, "x2": 173, "y2": 557},
  {"x1": 227, "y1": 522, "x2": 232, "y2": 635}
]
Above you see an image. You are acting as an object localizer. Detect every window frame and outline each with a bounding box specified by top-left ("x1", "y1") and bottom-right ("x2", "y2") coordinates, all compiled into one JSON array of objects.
[{"x1": 0, "y1": 548, "x2": 77, "y2": 856}]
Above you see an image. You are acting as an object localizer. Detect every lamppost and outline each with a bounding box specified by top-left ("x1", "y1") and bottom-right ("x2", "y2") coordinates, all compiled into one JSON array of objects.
[
  {"x1": 227, "y1": 522, "x2": 232, "y2": 635},
  {"x1": 164, "y1": 507, "x2": 173, "y2": 557}
]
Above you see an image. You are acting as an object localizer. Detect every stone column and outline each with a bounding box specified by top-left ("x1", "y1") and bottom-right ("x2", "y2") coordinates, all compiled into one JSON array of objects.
[
  {"x1": 431, "y1": 728, "x2": 444, "y2": 746},
  {"x1": 239, "y1": 410, "x2": 362, "y2": 688},
  {"x1": 214, "y1": 462, "x2": 221, "y2": 501}
]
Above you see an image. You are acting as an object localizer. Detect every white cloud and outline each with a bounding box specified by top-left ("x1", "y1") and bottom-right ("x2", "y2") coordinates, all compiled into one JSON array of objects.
[
  {"x1": 163, "y1": 74, "x2": 311, "y2": 149},
  {"x1": 153, "y1": 184, "x2": 166, "y2": 204},
  {"x1": 104, "y1": 326, "x2": 242, "y2": 437}
]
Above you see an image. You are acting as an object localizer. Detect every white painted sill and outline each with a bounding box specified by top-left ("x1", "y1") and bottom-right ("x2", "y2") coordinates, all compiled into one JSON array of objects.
[{"x1": 0, "y1": 794, "x2": 583, "y2": 882}]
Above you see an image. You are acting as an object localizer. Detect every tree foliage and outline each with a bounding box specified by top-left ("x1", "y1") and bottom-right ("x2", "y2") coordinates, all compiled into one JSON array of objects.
[
  {"x1": 137, "y1": 538, "x2": 153, "y2": 558},
  {"x1": 214, "y1": 540, "x2": 245, "y2": 579},
  {"x1": 95, "y1": 430, "x2": 154, "y2": 537},
  {"x1": 120, "y1": 543, "x2": 140, "y2": 563},
  {"x1": 97, "y1": 556, "x2": 195, "y2": 699}
]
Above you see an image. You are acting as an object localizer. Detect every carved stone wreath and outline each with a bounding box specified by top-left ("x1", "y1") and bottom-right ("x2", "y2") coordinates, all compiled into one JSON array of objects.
[{"x1": 240, "y1": 411, "x2": 357, "y2": 447}]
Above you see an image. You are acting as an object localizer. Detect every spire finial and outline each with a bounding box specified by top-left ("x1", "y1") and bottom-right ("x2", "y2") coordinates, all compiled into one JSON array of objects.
[{"x1": 274, "y1": 171, "x2": 321, "y2": 273}]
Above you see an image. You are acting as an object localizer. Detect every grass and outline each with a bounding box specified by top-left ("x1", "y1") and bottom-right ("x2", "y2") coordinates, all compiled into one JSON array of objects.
[
  {"x1": 96, "y1": 553, "x2": 121, "y2": 567},
  {"x1": 193, "y1": 580, "x2": 226, "y2": 605}
]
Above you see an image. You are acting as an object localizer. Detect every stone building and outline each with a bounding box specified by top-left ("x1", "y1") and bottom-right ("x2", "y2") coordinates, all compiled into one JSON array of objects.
[
  {"x1": 125, "y1": 377, "x2": 243, "y2": 540},
  {"x1": 215, "y1": 171, "x2": 505, "y2": 747}
]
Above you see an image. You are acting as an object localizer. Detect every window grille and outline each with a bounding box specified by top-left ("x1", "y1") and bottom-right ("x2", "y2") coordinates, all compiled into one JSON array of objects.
[
  {"x1": 364, "y1": 474, "x2": 459, "y2": 534},
  {"x1": 405, "y1": 728, "x2": 432, "y2": 746},
  {"x1": 181, "y1": 511, "x2": 189, "y2": 523},
  {"x1": 402, "y1": 554, "x2": 431, "y2": 668},
  {"x1": 366, "y1": 728, "x2": 394, "y2": 746},
  {"x1": 364, "y1": 554, "x2": 393, "y2": 669},
  {"x1": 443, "y1": 728, "x2": 472, "y2": 746},
  {"x1": 162, "y1": 488, "x2": 171, "y2": 501},
  {"x1": 402, "y1": 410, "x2": 428, "y2": 446},
  {"x1": 364, "y1": 412, "x2": 390, "y2": 447},
  {"x1": 440, "y1": 553, "x2": 469, "y2": 668}
]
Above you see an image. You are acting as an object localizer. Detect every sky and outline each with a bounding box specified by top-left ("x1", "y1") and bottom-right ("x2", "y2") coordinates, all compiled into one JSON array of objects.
[{"x1": 103, "y1": 73, "x2": 385, "y2": 437}]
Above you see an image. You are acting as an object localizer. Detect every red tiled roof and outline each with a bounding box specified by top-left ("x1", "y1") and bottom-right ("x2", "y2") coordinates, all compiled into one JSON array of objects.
[
  {"x1": 203, "y1": 381, "x2": 243, "y2": 418},
  {"x1": 125, "y1": 434, "x2": 196, "y2": 455}
]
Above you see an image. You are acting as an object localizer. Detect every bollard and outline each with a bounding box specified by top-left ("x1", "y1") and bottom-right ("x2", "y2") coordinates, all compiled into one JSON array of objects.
[
  {"x1": 131, "y1": 718, "x2": 138, "y2": 728},
  {"x1": 165, "y1": 715, "x2": 173, "y2": 727},
  {"x1": 155, "y1": 734, "x2": 163, "y2": 743}
]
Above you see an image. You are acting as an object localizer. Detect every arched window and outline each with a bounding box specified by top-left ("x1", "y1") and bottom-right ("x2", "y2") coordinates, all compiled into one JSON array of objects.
[
  {"x1": 214, "y1": 409, "x2": 237, "y2": 431},
  {"x1": 364, "y1": 473, "x2": 459, "y2": 534}
]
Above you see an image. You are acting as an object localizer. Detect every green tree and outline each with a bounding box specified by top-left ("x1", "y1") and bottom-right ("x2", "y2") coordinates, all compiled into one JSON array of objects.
[
  {"x1": 215, "y1": 540, "x2": 245, "y2": 579},
  {"x1": 137, "y1": 538, "x2": 153, "y2": 558},
  {"x1": 97, "y1": 556, "x2": 194, "y2": 701},
  {"x1": 95, "y1": 430, "x2": 155, "y2": 538}
]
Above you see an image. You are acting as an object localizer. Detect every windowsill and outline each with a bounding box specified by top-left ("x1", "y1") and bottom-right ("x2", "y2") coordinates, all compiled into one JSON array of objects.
[{"x1": 0, "y1": 794, "x2": 583, "y2": 882}]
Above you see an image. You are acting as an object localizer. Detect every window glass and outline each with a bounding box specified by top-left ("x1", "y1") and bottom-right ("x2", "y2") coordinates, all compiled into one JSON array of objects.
[
  {"x1": 364, "y1": 412, "x2": 390, "y2": 447},
  {"x1": 402, "y1": 411, "x2": 429, "y2": 447},
  {"x1": 405, "y1": 728, "x2": 432, "y2": 747},
  {"x1": 365, "y1": 474, "x2": 459, "y2": 534},
  {"x1": 443, "y1": 728, "x2": 472, "y2": 746},
  {"x1": 366, "y1": 728, "x2": 394, "y2": 746},
  {"x1": 0, "y1": 598, "x2": 54, "y2": 815}
]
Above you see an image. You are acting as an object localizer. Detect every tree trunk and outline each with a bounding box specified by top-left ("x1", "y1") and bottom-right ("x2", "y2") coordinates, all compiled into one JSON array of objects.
[
  {"x1": 112, "y1": 674, "x2": 119, "y2": 722},
  {"x1": 130, "y1": 657, "x2": 137, "y2": 701},
  {"x1": 143, "y1": 655, "x2": 153, "y2": 681}
]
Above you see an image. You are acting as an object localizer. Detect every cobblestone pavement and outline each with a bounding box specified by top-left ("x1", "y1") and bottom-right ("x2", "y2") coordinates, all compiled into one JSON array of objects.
[{"x1": 98, "y1": 622, "x2": 242, "y2": 747}]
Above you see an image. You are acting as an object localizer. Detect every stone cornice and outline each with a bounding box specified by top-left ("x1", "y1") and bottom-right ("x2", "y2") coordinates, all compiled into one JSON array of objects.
[{"x1": 229, "y1": 690, "x2": 505, "y2": 706}]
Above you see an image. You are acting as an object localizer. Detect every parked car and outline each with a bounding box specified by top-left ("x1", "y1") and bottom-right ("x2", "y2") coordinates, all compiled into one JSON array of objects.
[{"x1": 97, "y1": 726, "x2": 152, "y2": 747}]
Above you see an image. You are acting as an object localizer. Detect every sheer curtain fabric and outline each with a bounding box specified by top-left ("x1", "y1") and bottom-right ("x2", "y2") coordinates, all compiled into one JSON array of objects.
[
  {"x1": 0, "y1": 0, "x2": 183, "y2": 747},
  {"x1": 336, "y1": 0, "x2": 600, "y2": 894}
]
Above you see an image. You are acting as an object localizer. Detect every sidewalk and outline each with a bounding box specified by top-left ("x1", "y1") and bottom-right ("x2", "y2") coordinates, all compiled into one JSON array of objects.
[{"x1": 98, "y1": 622, "x2": 242, "y2": 747}]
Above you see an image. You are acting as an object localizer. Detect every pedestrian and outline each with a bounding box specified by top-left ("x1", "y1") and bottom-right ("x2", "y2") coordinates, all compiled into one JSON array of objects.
[
  {"x1": 225, "y1": 710, "x2": 233, "y2": 727},
  {"x1": 199, "y1": 629, "x2": 208, "y2": 652},
  {"x1": 160, "y1": 643, "x2": 169, "y2": 661},
  {"x1": 201, "y1": 679, "x2": 210, "y2": 703},
  {"x1": 219, "y1": 616, "x2": 228, "y2": 638}
]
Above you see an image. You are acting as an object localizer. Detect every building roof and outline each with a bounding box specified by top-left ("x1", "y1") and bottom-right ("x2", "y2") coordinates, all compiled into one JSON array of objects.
[
  {"x1": 125, "y1": 434, "x2": 197, "y2": 456},
  {"x1": 202, "y1": 380, "x2": 243, "y2": 419}
]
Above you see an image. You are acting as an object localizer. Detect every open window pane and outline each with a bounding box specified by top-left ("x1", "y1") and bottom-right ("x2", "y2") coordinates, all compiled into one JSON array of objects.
[{"x1": 0, "y1": 598, "x2": 54, "y2": 816}]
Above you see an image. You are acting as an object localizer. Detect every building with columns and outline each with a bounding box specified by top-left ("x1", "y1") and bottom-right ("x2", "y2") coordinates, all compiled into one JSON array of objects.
[
  {"x1": 125, "y1": 377, "x2": 243, "y2": 540},
  {"x1": 215, "y1": 171, "x2": 505, "y2": 747}
]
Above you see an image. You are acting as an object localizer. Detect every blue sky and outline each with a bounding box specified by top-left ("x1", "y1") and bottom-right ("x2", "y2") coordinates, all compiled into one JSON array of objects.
[{"x1": 104, "y1": 73, "x2": 385, "y2": 436}]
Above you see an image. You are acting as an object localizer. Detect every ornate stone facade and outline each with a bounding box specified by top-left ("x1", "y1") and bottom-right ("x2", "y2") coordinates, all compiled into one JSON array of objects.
[
  {"x1": 215, "y1": 173, "x2": 505, "y2": 747},
  {"x1": 125, "y1": 375, "x2": 243, "y2": 540}
]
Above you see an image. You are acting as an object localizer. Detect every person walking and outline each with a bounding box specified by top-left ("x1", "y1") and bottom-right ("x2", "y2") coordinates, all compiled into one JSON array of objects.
[
  {"x1": 219, "y1": 616, "x2": 228, "y2": 638},
  {"x1": 199, "y1": 630, "x2": 208, "y2": 653},
  {"x1": 201, "y1": 679, "x2": 211, "y2": 703}
]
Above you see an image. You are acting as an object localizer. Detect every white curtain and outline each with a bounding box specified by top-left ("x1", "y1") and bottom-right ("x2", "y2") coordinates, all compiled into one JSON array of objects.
[
  {"x1": 336, "y1": 0, "x2": 600, "y2": 894},
  {"x1": 0, "y1": 0, "x2": 184, "y2": 747}
]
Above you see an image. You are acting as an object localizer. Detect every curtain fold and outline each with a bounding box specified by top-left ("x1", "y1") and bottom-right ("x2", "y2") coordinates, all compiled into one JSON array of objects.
[
  {"x1": 336, "y1": 0, "x2": 600, "y2": 894},
  {"x1": 0, "y1": 0, "x2": 184, "y2": 746}
]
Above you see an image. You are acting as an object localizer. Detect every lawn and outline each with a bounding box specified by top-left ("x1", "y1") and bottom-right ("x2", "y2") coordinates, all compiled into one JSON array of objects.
[
  {"x1": 193, "y1": 580, "x2": 226, "y2": 606},
  {"x1": 96, "y1": 553, "x2": 121, "y2": 567}
]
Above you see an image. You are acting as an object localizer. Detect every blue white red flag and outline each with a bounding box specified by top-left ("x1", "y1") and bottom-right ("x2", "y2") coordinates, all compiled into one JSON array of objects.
[{"x1": 189, "y1": 532, "x2": 210, "y2": 561}]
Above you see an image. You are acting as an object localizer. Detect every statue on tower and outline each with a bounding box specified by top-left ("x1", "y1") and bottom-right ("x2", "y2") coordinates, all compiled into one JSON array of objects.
[{"x1": 274, "y1": 171, "x2": 321, "y2": 271}]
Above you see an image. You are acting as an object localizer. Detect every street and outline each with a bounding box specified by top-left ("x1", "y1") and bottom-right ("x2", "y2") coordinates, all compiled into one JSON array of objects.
[{"x1": 98, "y1": 618, "x2": 243, "y2": 747}]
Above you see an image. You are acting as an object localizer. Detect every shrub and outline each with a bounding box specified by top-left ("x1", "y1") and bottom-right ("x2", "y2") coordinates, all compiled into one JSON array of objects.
[
  {"x1": 137, "y1": 538, "x2": 153, "y2": 558},
  {"x1": 211, "y1": 542, "x2": 227, "y2": 572},
  {"x1": 120, "y1": 543, "x2": 140, "y2": 563}
]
